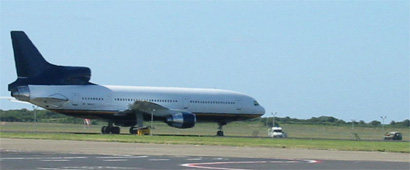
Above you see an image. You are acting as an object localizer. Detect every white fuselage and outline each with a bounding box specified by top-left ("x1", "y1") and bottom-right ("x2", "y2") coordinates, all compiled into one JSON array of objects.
[{"x1": 27, "y1": 84, "x2": 265, "y2": 119}]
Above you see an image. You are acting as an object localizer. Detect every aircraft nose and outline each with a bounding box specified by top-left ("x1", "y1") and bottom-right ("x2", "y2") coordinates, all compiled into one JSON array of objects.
[{"x1": 258, "y1": 106, "x2": 266, "y2": 115}]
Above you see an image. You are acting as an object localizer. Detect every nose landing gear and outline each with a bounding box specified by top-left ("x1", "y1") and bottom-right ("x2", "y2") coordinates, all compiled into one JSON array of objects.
[{"x1": 217, "y1": 122, "x2": 227, "y2": 136}]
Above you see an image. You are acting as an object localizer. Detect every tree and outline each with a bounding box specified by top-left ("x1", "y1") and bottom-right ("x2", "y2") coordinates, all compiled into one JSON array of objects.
[
  {"x1": 369, "y1": 120, "x2": 381, "y2": 127},
  {"x1": 401, "y1": 119, "x2": 410, "y2": 127}
]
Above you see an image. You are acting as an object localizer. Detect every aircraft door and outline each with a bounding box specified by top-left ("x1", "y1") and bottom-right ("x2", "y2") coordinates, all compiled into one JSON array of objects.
[
  {"x1": 106, "y1": 94, "x2": 112, "y2": 105},
  {"x1": 71, "y1": 93, "x2": 80, "y2": 107},
  {"x1": 182, "y1": 97, "x2": 190, "y2": 110},
  {"x1": 236, "y1": 98, "x2": 242, "y2": 113}
]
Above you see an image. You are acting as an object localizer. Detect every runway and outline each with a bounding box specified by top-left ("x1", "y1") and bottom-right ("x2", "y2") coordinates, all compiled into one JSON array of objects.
[
  {"x1": 2, "y1": 151, "x2": 409, "y2": 170},
  {"x1": 1, "y1": 138, "x2": 409, "y2": 170}
]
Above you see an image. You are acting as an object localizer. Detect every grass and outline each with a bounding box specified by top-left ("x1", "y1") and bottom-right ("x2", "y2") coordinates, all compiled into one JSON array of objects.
[
  {"x1": 4, "y1": 121, "x2": 408, "y2": 141},
  {"x1": 1, "y1": 132, "x2": 409, "y2": 153},
  {"x1": 1, "y1": 122, "x2": 409, "y2": 153}
]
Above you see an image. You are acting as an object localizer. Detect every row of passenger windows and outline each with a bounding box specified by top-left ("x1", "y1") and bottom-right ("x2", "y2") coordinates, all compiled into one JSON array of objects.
[
  {"x1": 82, "y1": 97, "x2": 104, "y2": 101},
  {"x1": 190, "y1": 100, "x2": 235, "y2": 105},
  {"x1": 114, "y1": 98, "x2": 178, "y2": 103}
]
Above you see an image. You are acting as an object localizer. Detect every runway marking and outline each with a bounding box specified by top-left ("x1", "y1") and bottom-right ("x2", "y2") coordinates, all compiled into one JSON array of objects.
[
  {"x1": 306, "y1": 160, "x2": 323, "y2": 163},
  {"x1": 97, "y1": 156, "x2": 148, "y2": 159},
  {"x1": 0, "y1": 156, "x2": 87, "y2": 160},
  {"x1": 182, "y1": 161, "x2": 267, "y2": 170},
  {"x1": 41, "y1": 160, "x2": 70, "y2": 162},
  {"x1": 149, "y1": 159, "x2": 170, "y2": 161},
  {"x1": 213, "y1": 158, "x2": 224, "y2": 160},
  {"x1": 103, "y1": 159, "x2": 128, "y2": 162},
  {"x1": 181, "y1": 160, "x2": 323, "y2": 170},
  {"x1": 39, "y1": 166, "x2": 137, "y2": 169},
  {"x1": 1, "y1": 157, "x2": 41, "y2": 160},
  {"x1": 186, "y1": 158, "x2": 203, "y2": 161},
  {"x1": 62, "y1": 157, "x2": 88, "y2": 159}
]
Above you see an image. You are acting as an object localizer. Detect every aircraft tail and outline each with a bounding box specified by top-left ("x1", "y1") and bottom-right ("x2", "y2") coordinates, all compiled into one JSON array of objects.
[
  {"x1": 11, "y1": 31, "x2": 52, "y2": 79},
  {"x1": 8, "y1": 31, "x2": 92, "y2": 92}
]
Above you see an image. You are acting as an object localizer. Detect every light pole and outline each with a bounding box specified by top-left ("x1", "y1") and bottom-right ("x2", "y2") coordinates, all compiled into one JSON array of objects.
[
  {"x1": 150, "y1": 109, "x2": 155, "y2": 136},
  {"x1": 271, "y1": 112, "x2": 277, "y2": 127},
  {"x1": 351, "y1": 119, "x2": 355, "y2": 131},
  {"x1": 32, "y1": 105, "x2": 37, "y2": 132},
  {"x1": 381, "y1": 116, "x2": 387, "y2": 134}
]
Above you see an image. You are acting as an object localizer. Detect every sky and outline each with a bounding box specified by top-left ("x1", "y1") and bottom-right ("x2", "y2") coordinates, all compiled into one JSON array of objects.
[{"x1": 0, "y1": 0, "x2": 409, "y2": 123}]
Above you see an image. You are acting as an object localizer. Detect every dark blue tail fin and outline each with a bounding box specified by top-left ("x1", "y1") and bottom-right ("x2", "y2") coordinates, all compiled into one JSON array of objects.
[
  {"x1": 8, "y1": 31, "x2": 92, "y2": 91},
  {"x1": 11, "y1": 31, "x2": 52, "y2": 79}
]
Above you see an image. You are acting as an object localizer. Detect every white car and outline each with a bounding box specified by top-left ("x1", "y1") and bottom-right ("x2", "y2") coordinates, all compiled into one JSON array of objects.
[{"x1": 269, "y1": 127, "x2": 287, "y2": 138}]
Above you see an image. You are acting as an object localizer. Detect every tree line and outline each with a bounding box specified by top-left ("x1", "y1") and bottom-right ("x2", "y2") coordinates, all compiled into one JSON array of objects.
[
  {"x1": 260, "y1": 116, "x2": 410, "y2": 128},
  {"x1": 0, "y1": 109, "x2": 102, "y2": 125},
  {"x1": 1, "y1": 109, "x2": 409, "y2": 128}
]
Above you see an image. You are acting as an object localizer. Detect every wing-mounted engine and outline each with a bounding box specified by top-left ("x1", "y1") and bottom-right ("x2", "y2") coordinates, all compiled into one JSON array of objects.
[
  {"x1": 165, "y1": 112, "x2": 196, "y2": 128},
  {"x1": 119, "y1": 101, "x2": 196, "y2": 129}
]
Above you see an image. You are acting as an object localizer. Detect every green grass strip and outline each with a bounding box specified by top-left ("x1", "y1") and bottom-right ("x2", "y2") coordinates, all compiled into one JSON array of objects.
[{"x1": 1, "y1": 132, "x2": 409, "y2": 153}]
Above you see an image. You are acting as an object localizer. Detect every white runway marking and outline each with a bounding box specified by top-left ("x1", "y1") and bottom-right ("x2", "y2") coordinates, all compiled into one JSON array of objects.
[
  {"x1": 40, "y1": 166, "x2": 136, "y2": 170},
  {"x1": 103, "y1": 159, "x2": 128, "y2": 162},
  {"x1": 186, "y1": 158, "x2": 203, "y2": 161},
  {"x1": 1, "y1": 157, "x2": 41, "y2": 160},
  {"x1": 149, "y1": 159, "x2": 170, "y2": 161},
  {"x1": 1, "y1": 156, "x2": 87, "y2": 160},
  {"x1": 41, "y1": 160, "x2": 70, "y2": 162},
  {"x1": 181, "y1": 160, "x2": 323, "y2": 170},
  {"x1": 97, "y1": 156, "x2": 148, "y2": 159}
]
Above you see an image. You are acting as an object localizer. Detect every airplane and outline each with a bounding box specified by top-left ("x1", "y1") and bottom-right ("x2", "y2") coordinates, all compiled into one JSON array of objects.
[{"x1": 7, "y1": 31, "x2": 265, "y2": 136}]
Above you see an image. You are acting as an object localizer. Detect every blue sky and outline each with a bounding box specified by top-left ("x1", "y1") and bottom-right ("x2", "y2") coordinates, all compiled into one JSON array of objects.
[{"x1": 0, "y1": 1, "x2": 408, "y2": 123}]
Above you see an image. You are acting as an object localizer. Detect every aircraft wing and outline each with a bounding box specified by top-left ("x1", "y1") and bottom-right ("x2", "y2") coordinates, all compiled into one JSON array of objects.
[
  {"x1": 129, "y1": 101, "x2": 173, "y2": 116},
  {"x1": 115, "y1": 101, "x2": 178, "y2": 117},
  {"x1": 114, "y1": 101, "x2": 196, "y2": 129}
]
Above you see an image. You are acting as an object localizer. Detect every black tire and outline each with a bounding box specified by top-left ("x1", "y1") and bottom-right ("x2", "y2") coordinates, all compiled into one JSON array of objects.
[
  {"x1": 129, "y1": 127, "x2": 137, "y2": 134},
  {"x1": 112, "y1": 127, "x2": 120, "y2": 134},
  {"x1": 217, "y1": 131, "x2": 224, "y2": 136},
  {"x1": 115, "y1": 127, "x2": 121, "y2": 134},
  {"x1": 105, "y1": 126, "x2": 112, "y2": 134},
  {"x1": 101, "y1": 126, "x2": 107, "y2": 134}
]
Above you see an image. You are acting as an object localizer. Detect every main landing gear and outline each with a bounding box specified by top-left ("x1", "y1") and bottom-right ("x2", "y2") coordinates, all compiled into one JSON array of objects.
[
  {"x1": 128, "y1": 112, "x2": 150, "y2": 135},
  {"x1": 101, "y1": 121, "x2": 120, "y2": 134},
  {"x1": 129, "y1": 127, "x2": 137, "y2": 134},
  {"x1": 217, "y1": 122, "x2": 227, "y2": 136},
  {"x1": 129, "y1": 127, "x2": 150, "y2": 135}
]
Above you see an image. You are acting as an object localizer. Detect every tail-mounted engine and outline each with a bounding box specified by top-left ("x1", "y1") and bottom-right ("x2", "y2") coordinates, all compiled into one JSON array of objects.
[
  {"x1": 11, "y1": 86, "x2": 30, "y2": 101},
  {"x1": 166, "y1": 112, "x2": 196, "y2": 128}
]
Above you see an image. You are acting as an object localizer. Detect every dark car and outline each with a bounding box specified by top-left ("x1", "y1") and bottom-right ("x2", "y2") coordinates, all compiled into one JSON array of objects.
[{"x1": 384, "y1": 132, "x2": 402, "y2": 140}]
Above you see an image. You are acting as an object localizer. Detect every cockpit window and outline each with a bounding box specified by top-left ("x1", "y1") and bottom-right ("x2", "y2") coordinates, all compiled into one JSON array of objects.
[{"x1": 254, "y1": 100, "x2": 260, "y2": 106}]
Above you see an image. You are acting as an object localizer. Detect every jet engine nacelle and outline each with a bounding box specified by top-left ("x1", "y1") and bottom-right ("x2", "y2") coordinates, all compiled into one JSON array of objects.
[
  {"x1": 11, "y1": 86, "x2": 30, "y2": 101},
  {"x1": 166, "y1": 112, "x2": 196, "y2": 129}
]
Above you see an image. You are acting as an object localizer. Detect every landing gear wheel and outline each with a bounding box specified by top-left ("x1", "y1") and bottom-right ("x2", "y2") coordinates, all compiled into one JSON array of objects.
[
  {"x1": 101, "y1": 126, "x2": 107, "y2": 134},
  {"x1": 101, "y1": 126, "x2": 119, "y2": 134},
  {"x1": 217, "y1": 130, "x2": 224, "y2": 136},
  {"x1": 216, "y1": 122, "x2": 226, "y2": 136},
  {"x1": 104, "y1": 126, "x2": 112, "y2": 134},
  {"x1": 112, "y1": 127, "x2": 120, "y2": 134},
  {"x1": 129, "y1": 127, "x2": 137, "y2": 134}
]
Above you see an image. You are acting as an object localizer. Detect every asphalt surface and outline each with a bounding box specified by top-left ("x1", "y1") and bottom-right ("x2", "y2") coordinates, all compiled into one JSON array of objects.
[
  {"x1": 1, "y1": 151, "x2": 409, "y2": 170},
  {"x1": 1, "y1": 138, "x2": 409, "y2": 170}
]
